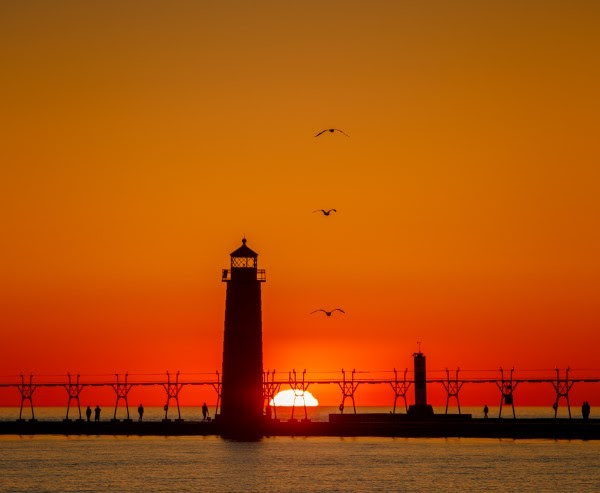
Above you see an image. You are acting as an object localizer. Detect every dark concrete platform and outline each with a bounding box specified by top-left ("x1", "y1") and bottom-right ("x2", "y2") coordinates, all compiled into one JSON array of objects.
[
  {"x1": 329, "y1": 413, "x2": 472, "y2": 423},
  {"x1": 0, "y1": 419, "x2": 218, "y2": 436},
  {"x1": 1, "y1": 416, "x2": 598, "y2": 440}
]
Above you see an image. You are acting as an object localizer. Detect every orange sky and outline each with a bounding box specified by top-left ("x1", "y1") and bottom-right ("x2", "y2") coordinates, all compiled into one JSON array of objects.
[{"x1": 0, "y1": 1, "x2": 599, "y2": 406}]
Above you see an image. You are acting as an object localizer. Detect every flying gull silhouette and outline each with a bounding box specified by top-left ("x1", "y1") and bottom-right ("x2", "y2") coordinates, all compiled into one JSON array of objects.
[
  {"x1": 313, "y1": 209, "x2": 337, "y2": 216},
  {"x1": 311, "y1": 308, "x2": 345, "y2": 317},
  {"x1": 315, "y1": 128, "x2": 350, "y2": 137}
]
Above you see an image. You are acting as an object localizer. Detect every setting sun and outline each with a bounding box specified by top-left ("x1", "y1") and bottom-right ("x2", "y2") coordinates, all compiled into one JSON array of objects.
[{"x1": 270, "y1": 390, "x2": 319, "y2": 407}]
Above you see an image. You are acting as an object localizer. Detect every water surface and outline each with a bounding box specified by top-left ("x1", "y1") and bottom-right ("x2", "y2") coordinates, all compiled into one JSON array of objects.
[{"x1": 1, "y1": 435, "x2": 598, "y2": 492}]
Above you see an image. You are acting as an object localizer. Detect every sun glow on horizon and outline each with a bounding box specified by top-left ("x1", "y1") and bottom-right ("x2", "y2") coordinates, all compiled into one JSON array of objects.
[{"x1": 270, "y1": 389, "x2": 319, "y2": 407}]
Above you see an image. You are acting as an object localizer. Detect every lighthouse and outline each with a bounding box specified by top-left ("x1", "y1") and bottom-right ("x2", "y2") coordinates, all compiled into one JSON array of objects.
[
  {"x1": 408, "y1": 348, "x2": 434, "y2": 417},
  {"x1": 220, "y1": 238, "x2": 266, "y2": 432}
]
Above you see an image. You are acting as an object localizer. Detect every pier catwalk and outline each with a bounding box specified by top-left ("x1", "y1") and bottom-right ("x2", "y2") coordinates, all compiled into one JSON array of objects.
[{"x1": 1, "y1": 416, "x2": 598, "y2": 440}]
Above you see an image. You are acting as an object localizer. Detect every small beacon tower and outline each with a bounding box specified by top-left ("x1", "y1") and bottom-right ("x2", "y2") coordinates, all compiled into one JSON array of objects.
[
  {"x1": 220, "y1": 238, "x2": 266, "y2": 431},
  {"x1": 408, "y1": 347, "x2": 434, "y2": 417}
]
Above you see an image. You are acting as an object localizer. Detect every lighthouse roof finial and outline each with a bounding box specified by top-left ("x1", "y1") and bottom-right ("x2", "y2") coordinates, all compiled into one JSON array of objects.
[{"x1": 230, "y1": 237, "x2": 258, "y2": 258}]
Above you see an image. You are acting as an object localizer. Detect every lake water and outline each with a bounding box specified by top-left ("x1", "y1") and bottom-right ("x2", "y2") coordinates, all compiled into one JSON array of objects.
[
  {"x1": 1, "y1": 406, "x2": 599, "y2": 492},
  {"x1": 1, "y1": 434, "x2": 598, "y2": 492}
]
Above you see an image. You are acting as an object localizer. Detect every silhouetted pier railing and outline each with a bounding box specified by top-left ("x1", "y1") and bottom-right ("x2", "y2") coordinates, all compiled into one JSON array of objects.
[{"x1": 1, "y1": 368, "x2": 599, "y2": 421}]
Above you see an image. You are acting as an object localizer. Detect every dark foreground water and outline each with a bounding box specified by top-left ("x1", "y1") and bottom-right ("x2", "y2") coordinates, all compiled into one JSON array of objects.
[{"x1": 1, "y1": 435, "x2": 598, "y2": 492}]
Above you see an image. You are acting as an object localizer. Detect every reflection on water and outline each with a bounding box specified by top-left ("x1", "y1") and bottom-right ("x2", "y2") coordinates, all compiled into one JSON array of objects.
[{"x1": 0, "y1": 435, "x2": 598, "y2": 492}]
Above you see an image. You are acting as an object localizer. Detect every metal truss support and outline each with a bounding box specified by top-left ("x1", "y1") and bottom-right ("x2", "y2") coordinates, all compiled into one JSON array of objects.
[
  {"x1": 552, "y1": 367, "x2": 574, "y2": 419},
  {"x1": 211, "y1": 371, "x2": 222, "y2": 416},
  {"x1": 64, "y1": 373, "x2": 85, "y2": 420},
  {"x1": 263, "y1": 369, "x2": 281, "y2": 419},
  {"x1": 496, "y1": 367, "x2": 518, "y2": 419},
  {"x1": 111, "y1": 373, "x2": 133, "y2": 420},
  {"x1": 17, "y1": 374, "x2": 36, "y2": 421},
  {"x1": 288, "y1": 369, "x2": 310, "y2": 420},
  {"x1": 389, "y1": 368, "x2": 411, "y2": 414},
  {"x1": 442, "y1": 368, "x2": 464, "y2": 414},
  {"x1": 162, "y1": 371, "x2": 184, "y2": 420},
  {"x1": 338, "y1": 368, "x2": 359, "y2": 414}
]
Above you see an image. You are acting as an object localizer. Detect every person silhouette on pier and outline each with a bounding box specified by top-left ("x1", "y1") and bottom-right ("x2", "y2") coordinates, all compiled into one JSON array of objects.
[
  {"x1": 582, "y1": 401, "x2": 591, "y2": 420},
  {"x1": 138, "y1": 404, "x2": 144, "y2": 422},
  {"x1": 94, "y1": 405, "x2": 101, "y2": 422},
  {"x1": 202, "y1": 402, "x2": 209, "y2": 421},
  {"x1": 483, "y1": 404, "x2": 489, "y2": 419},
  {"x1": 265, "y1": 403, "x2": 272, "y2": 420},
  {"x1": 86, "y1": 406, "x2": 92, "y2": 422}
]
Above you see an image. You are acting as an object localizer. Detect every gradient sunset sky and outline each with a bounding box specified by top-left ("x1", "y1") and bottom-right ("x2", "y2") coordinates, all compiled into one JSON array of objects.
[{"x1": 1, "y1": 1, "x2": 599, "y2": 405}]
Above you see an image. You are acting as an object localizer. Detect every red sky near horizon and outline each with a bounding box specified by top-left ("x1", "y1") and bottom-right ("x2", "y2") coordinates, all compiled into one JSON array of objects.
[{"x1": 1, "y1": 1, "x2": 599, "y2": 407}]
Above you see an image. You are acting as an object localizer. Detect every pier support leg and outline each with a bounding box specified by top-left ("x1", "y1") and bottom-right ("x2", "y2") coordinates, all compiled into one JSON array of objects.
[
  {"x1": 263, "y1": 370, "x2": 280, "y2": 419},
  {"x1": 162, "y1": 371, "x2": 184, "y2": 420},
  {"x1": 496, "y1": 367, "x2": 518, "y2": 419},
  {"x1": 17, "y1": 374, "x2": 36, "y2": 421},
  {"x1": 288, "y1": 369, "x2": 310, "y2": 420},
  {"x1": 442, "y1": 368, "x2": 464, "y2": 414},
  {"x1": 552, "y1": 368, "x2": 574, "y2": 419},
  {"x1": 111, "y1": 373, "x2": 133, "y2": 420},
  {"x1": 389, "y1": 368, "x2": 411, "y2": 414},
  {"x1": 211, "y1": 371, "x2": 222, "y2": 417},
  {"x1": 64, "y1": 373, "x2": 85, "y2": 420},
  {"x1": 338, "y1": 369, "x2": 360, "y2": 415}
]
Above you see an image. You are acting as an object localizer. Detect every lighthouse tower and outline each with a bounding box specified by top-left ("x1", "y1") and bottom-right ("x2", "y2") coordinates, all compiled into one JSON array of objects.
[
  {"x1": 408, "y1": 349, "x2": 434, "y2": 417},
  {"x1": 220, "y1": 238, "x2": 266, "y2": 430}
]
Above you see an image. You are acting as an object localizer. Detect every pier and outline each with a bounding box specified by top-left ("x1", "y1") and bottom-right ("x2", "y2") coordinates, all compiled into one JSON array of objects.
[
  {"x1": 1, "y1": 414, "x2": 598, "y2": 440},
  {"x1": 3, "y1": 368, "x2": 599, "y2": 419},
  {"x1": 1, "y1": 368, "x2": 599, "y2": 439}
]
